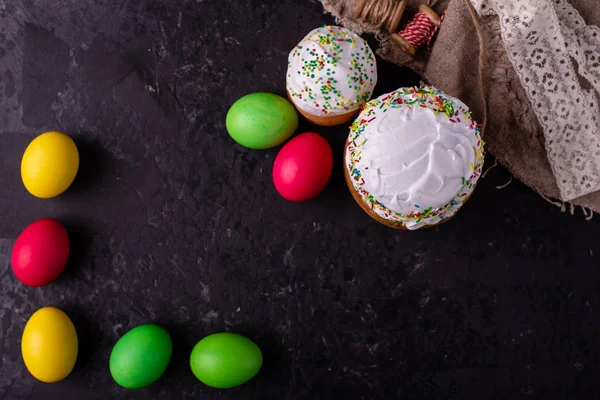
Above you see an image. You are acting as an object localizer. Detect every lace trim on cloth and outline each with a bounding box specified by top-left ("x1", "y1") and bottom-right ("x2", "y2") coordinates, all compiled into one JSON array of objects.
[{"x1": 471, "y1": 0, "x2": 600, "y2": 201}]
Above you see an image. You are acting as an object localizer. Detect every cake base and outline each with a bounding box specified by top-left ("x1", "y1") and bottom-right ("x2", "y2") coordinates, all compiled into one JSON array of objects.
[{"x1": 287, "y1": 91, "x2": 359, "y2": 127}]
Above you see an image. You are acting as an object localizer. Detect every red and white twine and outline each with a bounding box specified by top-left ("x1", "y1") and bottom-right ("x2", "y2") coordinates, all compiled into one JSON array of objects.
[
  {"x1": 399, "y1": 11, "x2": 436, "y2": 49},
  {"x1": 426, "y1": 11, "x2": 445, "y2": 50},
  {"x1": 397, "y1": 8, "x2": 445, "y2": 52}
]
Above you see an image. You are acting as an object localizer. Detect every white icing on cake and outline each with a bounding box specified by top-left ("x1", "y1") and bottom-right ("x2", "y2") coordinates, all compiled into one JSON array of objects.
[{"x1": 286, "y1": 26, "x2": 377, "y2": 117}]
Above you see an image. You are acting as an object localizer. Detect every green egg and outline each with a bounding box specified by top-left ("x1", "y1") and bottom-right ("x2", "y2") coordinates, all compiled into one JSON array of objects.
[
  {"x1": 190, "y1": 332, "x2": 263, "y2": 389},
  {"x1": 109, "y1": 324, "x2": 172, "y2": 389},
  {"x1": 226, "y1": 92, "x2": 298, "y2": 149}
]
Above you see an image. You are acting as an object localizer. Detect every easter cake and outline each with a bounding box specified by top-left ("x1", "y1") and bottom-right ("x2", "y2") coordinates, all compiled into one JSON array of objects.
[
  {"x1": 286, "y1": 25, "x2": 377, "y2": 126},
  {"x1": 344, "y1": 86, "x2": 485, "y2": 230}
]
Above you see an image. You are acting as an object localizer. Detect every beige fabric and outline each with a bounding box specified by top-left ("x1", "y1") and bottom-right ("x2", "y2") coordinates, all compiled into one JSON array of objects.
[{"x1": 322, "y1": 0, "x2": 600, "y2": 213}]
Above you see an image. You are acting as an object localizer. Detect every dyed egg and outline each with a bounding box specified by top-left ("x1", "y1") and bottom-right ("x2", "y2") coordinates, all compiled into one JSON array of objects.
[
  {"x1": 21, "y1": 307, "x2": 78, "y2": 383},
  {"x1": 110, "y1": 324, "x2": 172, "y2": 389},
  {"x1": 12, "y1": 218, "x2": 70, "y2": 287},
  {"x1": 272, "y1": 132, "x2": 333, "y2": 201},
  {"x1": 21, "y1": 131, "x2": 79, "y2": 198},
  {"x1": 226, "y1": 92, "x2": 298, "y2": 149},
  {"x1": 190, "y1": 332, "x2": 262, "y2": 389}
]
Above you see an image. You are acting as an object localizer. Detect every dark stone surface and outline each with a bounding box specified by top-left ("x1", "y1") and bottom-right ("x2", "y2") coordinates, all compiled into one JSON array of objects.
[{"x1": 0, "y1": 0, "x2": 599, "y2": 399}]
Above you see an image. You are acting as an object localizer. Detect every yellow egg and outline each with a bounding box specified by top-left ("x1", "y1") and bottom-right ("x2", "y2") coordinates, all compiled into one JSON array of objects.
[
  {"x1": 21, "y1": 132, "x2": 79, "y2": 198},
  {"x1": 21, "y1": 307, "x2": 78, "y2": 383}
]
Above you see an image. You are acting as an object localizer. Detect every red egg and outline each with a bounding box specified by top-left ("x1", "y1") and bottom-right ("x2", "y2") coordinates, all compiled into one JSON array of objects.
[
  {"x1": 273, "y1": 132, "x2": 333, "y2": 202},
  {"x1": 11, "y1": 218, "x2": 70, "y2": 287}
]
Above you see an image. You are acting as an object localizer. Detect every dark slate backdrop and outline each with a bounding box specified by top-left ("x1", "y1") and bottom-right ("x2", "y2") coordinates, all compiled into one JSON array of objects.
[{"x1": 0, "y1": 0, "x2": 599, "y2": 399}]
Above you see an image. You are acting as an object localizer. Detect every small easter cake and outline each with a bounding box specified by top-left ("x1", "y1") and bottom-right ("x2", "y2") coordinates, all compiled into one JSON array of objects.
[
  {"x1": 344, "y1": 86, "x2": 485, "y2": 230},
  {"x1": 286, "y1": 26, "x2": 377, "y2": 126}
]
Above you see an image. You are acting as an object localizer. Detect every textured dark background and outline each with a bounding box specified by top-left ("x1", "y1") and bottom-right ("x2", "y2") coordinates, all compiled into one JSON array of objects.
[{"x1": 0, "y1": 0, "x2": 599, "y2": 399}]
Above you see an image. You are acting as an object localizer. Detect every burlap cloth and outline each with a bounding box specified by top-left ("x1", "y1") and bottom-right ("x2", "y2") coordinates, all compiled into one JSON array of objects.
[{"x1": 322, "y1": 0, "x2": 600, "y2": 214}]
